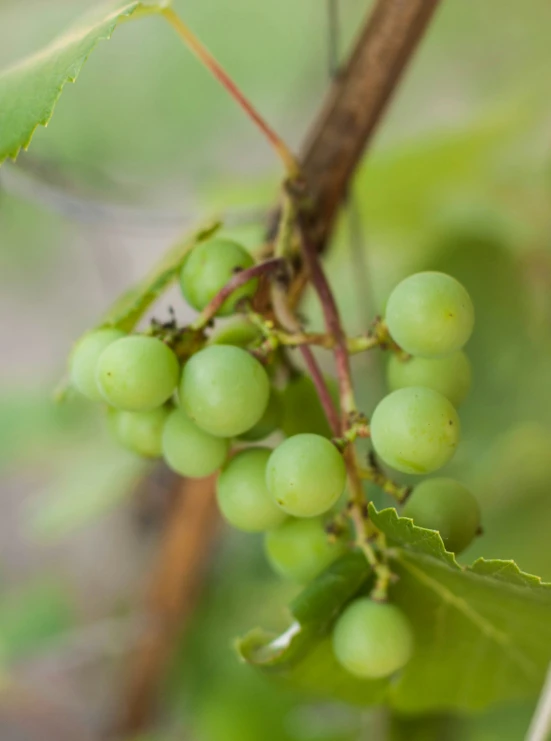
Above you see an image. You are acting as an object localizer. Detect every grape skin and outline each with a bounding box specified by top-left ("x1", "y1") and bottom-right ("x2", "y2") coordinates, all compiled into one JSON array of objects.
[
  {"x1": 162, "y1": 408, "x2": 229, "y2": 478},
  {"x1": 180, "y1": 238, "x2": 258, "y2": 316},
  {"x1": 216, "y1": 448, "x2": 286, "y2": 532},
  {"x1": 180, "y1": 345, "x2": 270, "y2": 438},
  {"x1": 238, "y1": 388, "x2": 282, "y2": 442},
  {"x1": 69, "y1": 328, "x2": 126, "y2": 401},
  {"x1": 96, "y1": 336, "x2": 179, "y2": 412},
  {"x1": 386, "y1": 272, "x2": 474, "y2": 358},
  {"x1": 370, "y1": 387, "x2": 460, "y2": 475},
  {"x1": 332, "y1": 599, "x2": 413, "y2": 679},
  {"x1": 266, "y1": 434, "x2": 346, "y2": 517},
  {"x1": 111, "y1": 406, "x2": 170, "y2": 458},
  {"x1": 387, "y1": 351, "x2": 472, "y2": 407},
  {"x1": 403, "y1": 477, "x2": 481, "y2": 553},
  {"x1": 208, "y1": 316, "x2": 262, "y2": 348},
  {"x1": 264, "y1": 517, "x2": 345, "y2": 583}
]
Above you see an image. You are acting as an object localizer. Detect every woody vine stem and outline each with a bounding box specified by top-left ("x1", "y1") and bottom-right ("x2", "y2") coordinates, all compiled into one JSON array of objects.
[{"x1": 161, "y1": 3, "x2": 418, "y2": 595}]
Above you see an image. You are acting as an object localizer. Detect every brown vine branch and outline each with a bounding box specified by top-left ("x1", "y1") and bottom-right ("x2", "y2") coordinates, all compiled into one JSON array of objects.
[
  {"x1": 298, "y1": 0, "x2": 442, "y2": 252},
  {"x1": 116, "y1": 473, "x2": 219, "y2": 735}
]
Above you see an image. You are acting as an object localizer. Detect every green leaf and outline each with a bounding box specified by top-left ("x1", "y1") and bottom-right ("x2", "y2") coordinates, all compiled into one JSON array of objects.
[
  {"x1": 237, "y1": 551, "x2": 369, "y2": 669},
  {"x1": 0, "y1": 0, "x2": 166, "y2": 164},
  {"x1": 237, "y1": 551, "x2": 387, "y2": 705},
  {"x1": 238, "y1": 507, "x2": 551, "y2": 714}
]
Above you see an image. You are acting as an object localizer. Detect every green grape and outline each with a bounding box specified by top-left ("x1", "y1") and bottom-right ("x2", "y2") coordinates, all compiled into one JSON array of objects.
[
  {"x1": 216, "y1": 448, "x2": 286, "y2": 532},
  {"x1": 238, "y1": 388, "x2": 282, "y2": 442},
  {"x1": 264, "y1": 517, "x2": 346, "y2": 583},
  {"x1": 180, "y1": 238, "x2": 258, "y2": 316},
  {"x1": 208, "y1": 316, "x2": 262, "y2": 348},
  {"x1": 96, "y1": 336, "x2": 179, "y2": 412},
  {"x1": 266, "y1": 434, "x2": 346, "y2": 517},
  {"x1": 403, "y1": 477, "x2": 481, "y2": 553},
  {"x1": 162, "y1": 408, "x2": 229, "y2": 478},
  {"x1": 180, "y1": 345, "x2": 269, "y2": 437},
  {"x1": 332, "y1": 598, "x2": 413, "y2": 679},
  {"x1": 387, "y1": 351, "x2": 472, "y2": 407},
  {"x1": 370, "y1": 387, "x2": 460, "y2": 475},
  {"x1": 385, "y1": 272, "x2": 474, "y2": 357},
  {"x1": 281, "y1": 374, "x2": 338, "y2": 439},
  {"x1": 69, "y1": 328, "x2": 126, "y2": 401},
  {"x1": 111, "y1": 406, "x2": 170, "y2": 458}
]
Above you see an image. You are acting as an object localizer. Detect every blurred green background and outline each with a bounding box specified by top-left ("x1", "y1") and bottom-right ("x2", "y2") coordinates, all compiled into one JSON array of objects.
[{"x1": 1, "y1": 0, "x2": 551, "y2": 738}]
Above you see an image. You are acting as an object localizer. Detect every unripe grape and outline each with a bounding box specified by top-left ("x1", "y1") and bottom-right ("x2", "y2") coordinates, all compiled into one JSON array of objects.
[
  {"x1": 387, "y1": 351, "x2": 472, "y2": 407},
  {"x1": 238, "y1": 388, "x2": 282, "y2": 442},
  {"x1": 332, "y1": 599, "x2": 413, "y2": 679},
  {"x1": 281, "y1": 374, "x2": 338, "y2": 439},
  {"x1": 264, "y1": 517, "x2": 346, "y2": 583},
  {"x1": 216, "y1": 448, "x2": 286, "y2": 532},
  {"x1": 386, "y1": 272, "x2": 474, "y2": 358},
  {"x1": 69, "y1": 328, "x2": 126, "y2": 401},
  {"x1": 403, "y1": 477, "x2": 481, "y2": 553},
  {"x1": 208, "y1": 316, "x2": 262, "y2": 348},
  {"x1": 162, "y1": 408, "x2": 229, "y2": 478},
  {"x1": 266, "y1": 434, "x2": 346, "y2": 517},
  {"x1": 180, "y1": 345, "x2": 269, "y2": 437},
  {"x1": 96, "y1": 336, "x2": 179, "y2": 412},
  {"x1": 370, "y1": 387, "x2": 460, "y2": 475},
  {"x1": 180, "y1": 238, "x2": 257, "y2": 316},
  {"x1": 111, "y1": 406, "x2": 170, "y2": 458}
]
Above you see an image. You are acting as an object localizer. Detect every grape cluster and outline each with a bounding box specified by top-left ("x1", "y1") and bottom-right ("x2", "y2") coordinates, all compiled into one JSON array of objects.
[
  {"x1": 69, "y1": 237, "x2": 348, "y2": 592},
  {"x1": 69, "y1": 239, "x2": 482, "y2": 682},
  {"x1": 377, "y1": 271, "x2": 481, "y2": 554}
]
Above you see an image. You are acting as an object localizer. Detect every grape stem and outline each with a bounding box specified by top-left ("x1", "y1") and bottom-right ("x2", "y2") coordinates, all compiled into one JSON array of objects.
[
  {"x1": 252, "y1": 325, "x2": 390, "y2": 354},
  {"x1": 190, "y1": 258, "x2": 286, "y2": 330},
  {"x1": 269, "y1": 190, "x2": 342, "y2": 436},
  {"x1": 289, "y1": 190, "x2": 383, "y2": 564},
  {"x1": 162, "y1": 8, "x2": 301, "y2": 179},
  {"x1": 270, "y1": 268, "x2": 341, "y2": 437},
  {"x1": 269, "y1": 186, "x2": 354, "y2": 437},
  {"x1": 357, "y1": 465, "x2": 411, "y2": 504},
  {"x1": 294, "y1": 207, "x2": 357, "y2": 417}
]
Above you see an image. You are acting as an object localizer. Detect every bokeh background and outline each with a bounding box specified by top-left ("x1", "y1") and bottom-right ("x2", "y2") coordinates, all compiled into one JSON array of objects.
[{"x1": 1, "y1": 0, "x2": 551, "y2": 739}]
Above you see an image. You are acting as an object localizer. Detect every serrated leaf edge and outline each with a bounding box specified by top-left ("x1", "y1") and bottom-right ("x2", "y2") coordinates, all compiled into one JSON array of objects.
[
  {"x1": 368, "y1": 503, "x2": 460, "y2": 569},
  {"x1": 369, "y1": 503, "x2": 551, "y2": 591},
  {"x1": 0, "y1": 0, "x2": 166, "y2": 164}
]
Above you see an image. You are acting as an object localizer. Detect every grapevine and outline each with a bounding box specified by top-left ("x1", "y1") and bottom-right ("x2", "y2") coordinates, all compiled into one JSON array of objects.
[
  {"x1": 69, "y1": 217, "x2": 478, "y2": 679},
  {"x1": 3, "y1": 0, "x2": 551, "y2": 735}
]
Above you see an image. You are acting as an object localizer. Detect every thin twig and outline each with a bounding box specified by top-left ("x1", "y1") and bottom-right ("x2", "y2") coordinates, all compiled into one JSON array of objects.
[
  {"x1": 270, "y1": 280, "x2": 341, "y2": 436},
  {"x1": 295, "y1": 208, "x2": 356, "y2": 417},
  {"x1": 326, "y1": 0, "x2": 341, "y2": 77},
  {"x1": 191, "y1": 257, "x2": 286, "y2": 330},
  {"x1": 162, "y1": 8, "x2": 300, "y2": 178},
  {"x1": 294, "y1": 207, "x2": 379, "y2": 557},
  {"x1": 270, "y1": 190, "x2": 341, "y2": 435}
]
